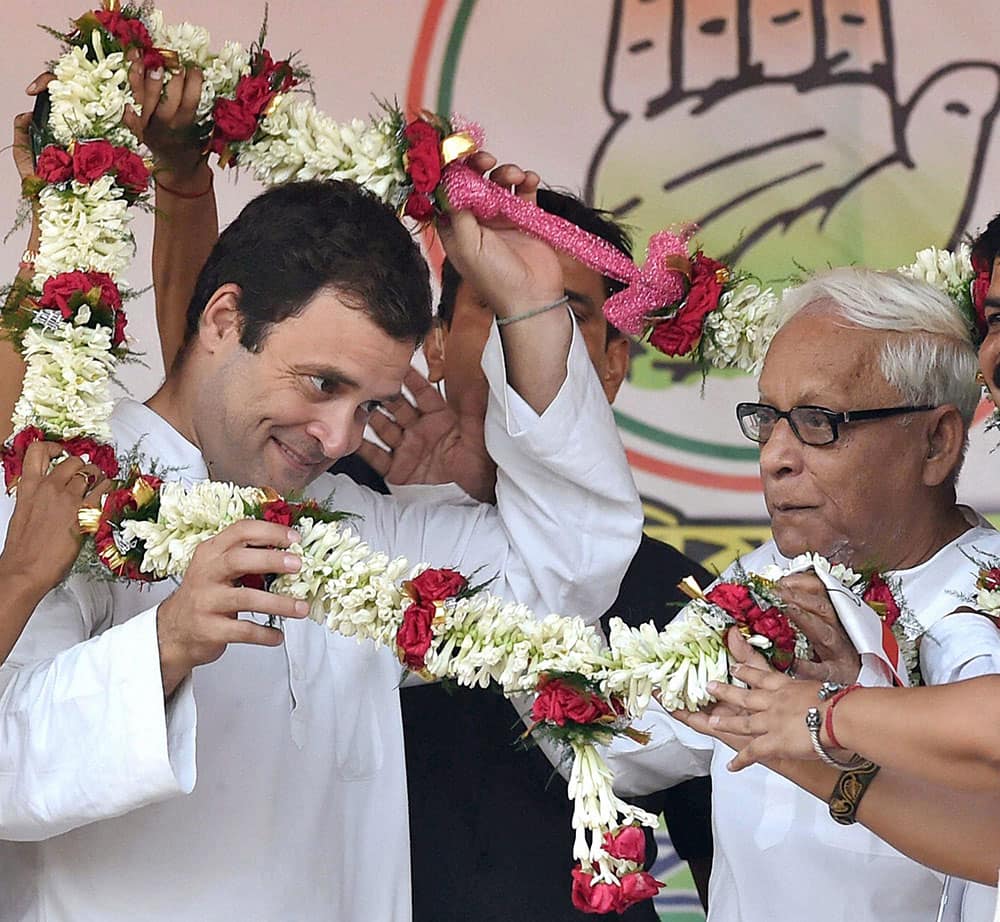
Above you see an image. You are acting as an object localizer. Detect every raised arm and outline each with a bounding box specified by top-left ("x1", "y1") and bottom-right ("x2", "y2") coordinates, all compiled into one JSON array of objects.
[
  {"x1": 438, "y1": 154, "x2": 571, "y2": 414},
  {"x1": 144, "y1": 63, "x2": 219, "y2": 370}
]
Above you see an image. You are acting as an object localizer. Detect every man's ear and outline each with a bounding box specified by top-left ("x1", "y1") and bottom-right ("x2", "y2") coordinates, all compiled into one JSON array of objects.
[
  {"x1": 197, "y1": 284, "x2": 244, "y2": 353},
  {"x1": 424, "y1": 320, "x2": 447, "y2": 383},
  {"x1": 601, "y1": 335, "x2": 630, "y2": 403},
  {"x1": 922, "y1": 405, "x2": 967, "y2": 487}
]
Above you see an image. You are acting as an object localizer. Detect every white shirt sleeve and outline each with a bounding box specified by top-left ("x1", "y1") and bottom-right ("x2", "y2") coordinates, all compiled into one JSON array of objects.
[
  {"x1": 386, "y1": 481, "x2": 479, "y2": 506},
  {"x1": 602, "y1": 702, "x2": 714, "y2": 797},
  {"x1": 920, "y1": 613, "x2": 1000, "y2": 685},
  {"x1": 479, "y1": 320, "x2": 642, "y2": 620},
  {"x1": 0, "y1": 578, "x2": 196, "y2": 841},
  {"x1": 353, "y1": 321, "x2": 642, "y2": 624}
]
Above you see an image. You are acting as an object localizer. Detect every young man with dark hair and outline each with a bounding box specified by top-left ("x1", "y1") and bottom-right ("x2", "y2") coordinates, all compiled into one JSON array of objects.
[{"x1": 0, "y1": 161, "x2": 643, "y2": 922}]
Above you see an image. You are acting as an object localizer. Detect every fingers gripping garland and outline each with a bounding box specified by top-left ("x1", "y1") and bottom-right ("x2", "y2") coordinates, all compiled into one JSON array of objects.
[{"x1": 0, "y1": 3, "x2": 909, "y2": 913}]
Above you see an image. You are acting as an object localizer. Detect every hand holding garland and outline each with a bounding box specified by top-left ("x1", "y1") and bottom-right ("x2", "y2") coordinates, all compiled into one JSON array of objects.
[
  {"x1": 155, "y1": 518, "x2": 310, "y2": 697},
  {"x1": 677, "y1": 631, "x2": 1000, "y2": 886},
  {"x1": 438, "y1": 154, "x2": 570, "y2": 415},
  {"x1": 772, "y1": 571, "x2": 862, "y2": 684},
  {"x1": 0, "y1": 442, "x2": 111, "y2": 664}
]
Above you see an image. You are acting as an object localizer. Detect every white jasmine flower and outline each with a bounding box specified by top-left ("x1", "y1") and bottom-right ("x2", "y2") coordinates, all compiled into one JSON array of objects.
[
  {"x1": 196, "y1": 41, "x2": 252, "y2": 122},
  {"x1": 49, "y1": 35, "x2": 136, "y2": 148},
  {"x1": 603, "y1": 608, "x2": 729, "y2": 715},
  {"x1": 239, "y1": 96, "x2": 406, "y2": 201},
  {"x1": 34, "y1": 177, "x2": 133, "y2": 279},
  {"x1": 700, "y1": 279, "x2": 780, "y2": 374},
  {"x1": 12, "y1": 324, "x2": 116, "y2": 440},
  {"x1": 126, "y1": 481, "x2": 267, "y2": 577}
]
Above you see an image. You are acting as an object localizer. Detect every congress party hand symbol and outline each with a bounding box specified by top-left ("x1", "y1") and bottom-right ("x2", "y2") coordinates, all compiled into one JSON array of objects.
[{"x1": 588, "y1": 0, "x2": 1000, "y2": 284}]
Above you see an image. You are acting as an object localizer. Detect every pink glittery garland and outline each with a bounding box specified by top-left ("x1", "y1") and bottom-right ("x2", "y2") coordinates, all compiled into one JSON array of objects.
[{"x1": 441, "y1": 161, "x2": 690, "y2": 336}]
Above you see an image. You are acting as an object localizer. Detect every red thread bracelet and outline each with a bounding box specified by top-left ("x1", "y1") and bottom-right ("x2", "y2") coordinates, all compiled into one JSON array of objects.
[
  {"x1": 824, "y1": 683, "x2": 861, "y2": 750},
  {"x1": 155, "y1": 171, "x2": 214, "y2": 199}
]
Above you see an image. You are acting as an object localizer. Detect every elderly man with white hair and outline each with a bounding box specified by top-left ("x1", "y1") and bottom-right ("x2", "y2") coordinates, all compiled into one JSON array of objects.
[{"x1": 606, "y1": 267, "x2": 1000, "y2": 922}]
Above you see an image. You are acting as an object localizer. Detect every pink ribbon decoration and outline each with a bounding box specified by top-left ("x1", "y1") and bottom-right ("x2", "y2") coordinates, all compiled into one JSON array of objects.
[{"x1": 442, "y1": 161, "x2": 691, "y2": 336}]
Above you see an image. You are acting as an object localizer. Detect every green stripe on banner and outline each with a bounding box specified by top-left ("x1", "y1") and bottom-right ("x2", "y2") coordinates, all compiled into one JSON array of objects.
[
  {"x1": 436, "y1": 0, "x2": 477, "y2": 115},
  {"x1": 614, "y1": 410, "x2": 761, "y2": 462}
]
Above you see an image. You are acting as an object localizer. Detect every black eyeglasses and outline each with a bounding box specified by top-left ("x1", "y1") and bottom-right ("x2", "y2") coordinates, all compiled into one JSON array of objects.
[{"x1": 736, "y1": 402, "x2": 936, "y2": 446}]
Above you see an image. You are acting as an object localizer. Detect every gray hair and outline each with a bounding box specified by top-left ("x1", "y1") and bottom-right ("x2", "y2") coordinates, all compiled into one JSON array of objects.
[{"x1": 774, "y1": 267, "x2": 980, "y2": 425}]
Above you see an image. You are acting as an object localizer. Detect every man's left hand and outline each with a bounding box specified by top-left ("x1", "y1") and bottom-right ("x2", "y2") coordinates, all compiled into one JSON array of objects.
[
  {"x1": 777, "y1": 572, "x2": 860, "y2": 684},
  {"x1": 357, "y1": 368, "x2": 497, "y2": 503}
]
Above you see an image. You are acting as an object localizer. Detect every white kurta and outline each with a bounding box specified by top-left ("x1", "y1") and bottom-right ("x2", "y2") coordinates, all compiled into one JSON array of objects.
[
  {"x1": 606, "y1": 516, "x2": 1000, "y2": 922},
  {"x1": 0, "y1": 324, "x2": 642, "y2": 922}
]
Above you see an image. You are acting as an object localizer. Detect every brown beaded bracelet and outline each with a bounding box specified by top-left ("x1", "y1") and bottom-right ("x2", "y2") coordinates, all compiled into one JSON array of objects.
[{"x1": 829, "y1": 759, "x2": 881, "y2": 826}]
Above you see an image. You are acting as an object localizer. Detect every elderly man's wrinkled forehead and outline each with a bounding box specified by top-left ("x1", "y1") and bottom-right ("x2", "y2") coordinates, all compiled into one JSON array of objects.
[{"x1": 760, "y1": 302, "x2": 900, "y2": 405}]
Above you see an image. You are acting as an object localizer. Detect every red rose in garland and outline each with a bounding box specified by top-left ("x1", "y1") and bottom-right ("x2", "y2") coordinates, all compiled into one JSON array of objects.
[
  {"x1": 40, "y1": 271, "x2": 98, "y2": 318},
  {"x1": 616, "y1": 871, "x2": 663, "y2": 912},
  {"x1": 93, "y1": 9, "x2": 154, "y2": 51},
  {"x1": 89, "y1": 271, "x2": 122, "y2": 311},
  {"x1": 403, "y1": 192, "x2": 436, "y2": 222},
  {"x1": 531, "y1": 676, "x2": 613, "y2": 727},
  {"x1": 113, "y1": 147, "x2": 150, "y2": 194},
  {"x1": 704, "y1": 583, "x2": 758, "y2": 622},
  {"x1": 648, "y1": 252, "x2": 726, "y2": 356},
  {"x1": 602, "y1": 825, "x2": 646, "y2": 864},
  {"x1": 262, "y1": 499, "x2": 296, "y2": 527},
  {"x1": 256, "y1": 49, "x2": 297, "y2": 94},
  {"x1": 72, "y1": 140, "x2": 116, "y2": 184},
  {"x1": 90, "y1": 475, "x2": 163, "y2": 581},
  {"x1": 980, "y1": 567, "x2": 1000, "y2": 591},
  {"x1": 863, "y1": 573, "x2": 901, "y2": 628},
  {"x1": 110, "y1": 308, "x2": 127, "y2": 347},
  {"x1": 60, "y1": 436, "x2": 120, "y2": 481},
  {"x1": 36, "y1": 145, "x2": 73, "y2": 184},
  {"x1": 396, "y1": 600, "x2": 436, "y2": 670},
  {"x1": 403, "y1": 120, "x2": 443, "y2": 193},
  {"x1": 211, "y1": 98, "x2": 260, "y2": 147},
  {"x1": 406, "y1": 567, "x2": 467, "y2": 602},
  {"x1": 1, "y1": 426, "x2": 47, "y2": 490},
  {"x1": 570, "y1": 866, "x2": 621, "y2": 915},
  {"x1": 39, "y1": 271, "x2": 124, "y2": 343},
  {"x1": 235, "y1": 74, "x2": 275, "y2": 118}
]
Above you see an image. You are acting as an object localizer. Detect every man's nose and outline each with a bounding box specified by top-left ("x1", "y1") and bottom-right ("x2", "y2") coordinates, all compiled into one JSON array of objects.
[
  {"x1": 759, "y1": 417, "x2": 804, "y2": 480},
  {"x1": 304, "y1": 406, "x2": 363, "y2": 463}
]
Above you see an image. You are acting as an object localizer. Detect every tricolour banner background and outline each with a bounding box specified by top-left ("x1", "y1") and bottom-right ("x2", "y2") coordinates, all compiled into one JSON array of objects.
[{"x1": 3, "y1": 3, "x2": 998, "y2": 918}]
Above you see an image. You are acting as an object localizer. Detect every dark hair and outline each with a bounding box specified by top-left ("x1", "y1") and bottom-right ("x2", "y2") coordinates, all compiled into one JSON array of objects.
[
  {"x1": 972, "y1": 211, "x2": 1000, "y2": 271},
  {"x1": 437, "y1": 187, "x2": 632, "y2": 340},
  {"x1": 180, "y1": 180, "x2": 432, "y2": 359}
]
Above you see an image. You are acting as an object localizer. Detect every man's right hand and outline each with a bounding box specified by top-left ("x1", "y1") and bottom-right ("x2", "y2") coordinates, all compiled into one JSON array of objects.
[{"x1": 156, "y1": 520, "x2": 310, "y2": 697}]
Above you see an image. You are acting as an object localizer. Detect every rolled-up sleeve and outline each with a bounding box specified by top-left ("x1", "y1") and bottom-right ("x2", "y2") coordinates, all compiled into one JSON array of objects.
[{"x1": 0, "y1": 581, "x2": 196, "y2": 841}]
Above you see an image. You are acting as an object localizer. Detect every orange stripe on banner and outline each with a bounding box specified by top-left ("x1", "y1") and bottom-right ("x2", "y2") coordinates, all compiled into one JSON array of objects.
[
  {"x1": 881, "y1": 622, "x2": 904, "y2": 686},
  {"x1": 406, "y1": 1, "x2": 447, "y2": 278},
  {"x1": 626, "y1": 449, "x2": 763, "y2": 492},
  {"x1": 406, "y1": 0, "x2": 447, "y2": 117}
]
